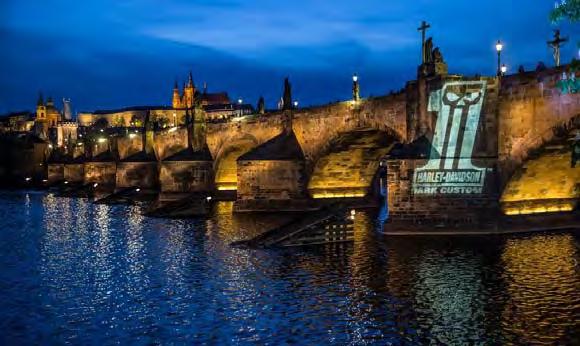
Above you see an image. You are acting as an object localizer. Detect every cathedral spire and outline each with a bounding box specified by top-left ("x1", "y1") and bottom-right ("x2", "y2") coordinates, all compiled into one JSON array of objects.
[
  {"x1": 37, "y1": 92, "x2": 44, "y2": 106},
  {"x1": 188, "y1": 71, "x2": 194, "y2": 87}
]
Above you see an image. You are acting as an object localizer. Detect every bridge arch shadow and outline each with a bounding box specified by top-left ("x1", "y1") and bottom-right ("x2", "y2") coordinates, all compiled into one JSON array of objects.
[
  {"x1": 213, "y1": 134, "x2": 260, "y2": 191},
  {"x1": 307, "y1": 128, "x2": 400, "y2": 199},
  {"x1": 500, "y1": 116, "x2": 580, "y2": 215}
]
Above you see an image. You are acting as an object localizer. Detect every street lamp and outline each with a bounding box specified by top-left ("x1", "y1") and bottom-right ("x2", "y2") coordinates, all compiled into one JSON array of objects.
[
  {"x1": 293, "y1": 101, "x2": 299, "y2": 108},
  {"x1": 500, "y1": 64, "x2": 507, "y2": 76},
  {"x1": 237, "y1": 98, "x2": 243, "y2": 117},
  {"x1": 495, "y1": 40, "x2": 503, "y2": 76},
  {"x1": 352, "y1": 73, "x2": 360, "y2": 102}
]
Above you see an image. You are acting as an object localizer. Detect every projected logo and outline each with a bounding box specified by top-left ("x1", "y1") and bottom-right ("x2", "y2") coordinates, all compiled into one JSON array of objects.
[{"x1": 414, "y1": 81, "x2": 488, "y2": 195}]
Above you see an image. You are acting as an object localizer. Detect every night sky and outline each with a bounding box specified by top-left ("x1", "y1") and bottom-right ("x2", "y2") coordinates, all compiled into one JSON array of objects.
[{"x1": 0, "y1": 0, "x2": 578, "y2": 114}]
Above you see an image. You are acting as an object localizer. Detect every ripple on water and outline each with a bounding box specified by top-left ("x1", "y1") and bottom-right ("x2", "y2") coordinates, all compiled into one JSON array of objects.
[{"x1": 0, "y1": 192, "x2": 578, "y2": 345}]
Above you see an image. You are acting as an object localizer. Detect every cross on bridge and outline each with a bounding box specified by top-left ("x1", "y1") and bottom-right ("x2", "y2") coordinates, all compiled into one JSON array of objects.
[
  {"x1": 418, "y1": 21, "x2": 431, "y2": 64},
  {"x1": 547, "y1": 29, "x2": 568, "y2": 67}
]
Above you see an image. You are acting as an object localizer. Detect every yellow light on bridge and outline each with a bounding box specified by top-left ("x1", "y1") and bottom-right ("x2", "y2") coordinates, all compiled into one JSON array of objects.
[
  {"x1": 217, "y1": 185, "x2": 237, "y2": 191},
  {"x1": 311, "y1": 192, "x2": 366, "y2": 199},
  {"x1": 503, "y1": 202, "x2": 575, "y2": 215}
]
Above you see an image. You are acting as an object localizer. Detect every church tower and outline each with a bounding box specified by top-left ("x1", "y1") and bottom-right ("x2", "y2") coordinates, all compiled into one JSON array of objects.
[
  {"x1": 184, "y1": 71, "x2": 195, "y2": 108},
  {"x1": 36, "y1": 93, "x2": 46, "y2": 121},
  {"x1": 172, "y1": 81, "x2": 182, "y2": 109}
]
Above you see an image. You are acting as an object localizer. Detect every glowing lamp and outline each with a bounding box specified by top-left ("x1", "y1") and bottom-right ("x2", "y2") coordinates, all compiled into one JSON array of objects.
[
  {"x1": 495, "y1": 40, "x2": 503, "y2": 52},
  {"x1": 93, "y1": 183, "x2": 98, "y2": 188},
  {"x1": 352, "y1": 74, "x2": 358, "y2": 82},
  {"x1": 25, "y1": 177, "x2": 31, "y2": 182},
  {"x1": 501, "y1": 64, "x2": 507, "y2": 74},
  {"x1": 97, "y1": 137, "x2": 107, "y2": 143},
  {"x1": 238, "y1": 98, "x2": 243, "y2": 104},
  {"x1": 293, "y1": 101, "x2": 299, "y2": 107},
  {"x1": 135, "y1": 188, "x2": 141, "y2": 192}
]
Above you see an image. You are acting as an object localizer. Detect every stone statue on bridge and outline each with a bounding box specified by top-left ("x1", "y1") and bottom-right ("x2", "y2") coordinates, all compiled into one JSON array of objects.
[
  {"x1": 424, "y1": 37, "x2": 434, "y2": 63},
  {"x1": 419, "y1": 37, "x2": 448, "y2": 77},
  {"x1": 432, "y1": 47, "x2": 444, "y2": 64},
  {"x1": 257, "y1": 96, "x2": 265, "y2": 115},
  {"x1": 282, "y1": 78, "x2": 293, "y2": 111}
]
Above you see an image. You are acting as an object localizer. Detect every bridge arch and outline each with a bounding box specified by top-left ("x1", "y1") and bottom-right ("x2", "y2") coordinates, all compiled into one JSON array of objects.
[
  {"x1": 307, "y1": 127, "x2": 401, "y2": 199},
  {"x1": 500, "y1": 115, "x2": 579, "y2": 215},
  {"x1": 213, "y1": 133, "x2": 260, "y2": 191},
  {"x1": 292, "y1": 94, "x2": 407, "y2": 163}
]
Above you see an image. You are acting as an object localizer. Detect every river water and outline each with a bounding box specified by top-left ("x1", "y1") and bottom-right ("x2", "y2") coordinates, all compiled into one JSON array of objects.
[{"x1": 0, "y1": 191, "x2": 579, "y2": 345}]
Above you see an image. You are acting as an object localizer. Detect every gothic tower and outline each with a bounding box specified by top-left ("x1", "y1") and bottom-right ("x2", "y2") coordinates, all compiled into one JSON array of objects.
[
  {"x1": 172, "y1": 80, "x2": 181, "y2": 109},
  {"x1": 184, "y1": 71, "x2": 195, "y2": 108},
  {"x1": 36, "y1": 93, "x2": 46, "y2": 120}
]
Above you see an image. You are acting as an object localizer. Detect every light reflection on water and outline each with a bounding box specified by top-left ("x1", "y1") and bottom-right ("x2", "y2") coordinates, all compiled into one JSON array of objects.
[{"x1": 0, "y1": 192, "x2": 578, "y2": 345}]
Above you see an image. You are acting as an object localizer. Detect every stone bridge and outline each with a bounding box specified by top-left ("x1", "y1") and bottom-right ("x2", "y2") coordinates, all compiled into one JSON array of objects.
[
  {"x1": 147, "y1": 93, "x2": 406, "y2": 195},
  {"x1": 59, "y1": 65, "x2": 579, "y2": 220}
]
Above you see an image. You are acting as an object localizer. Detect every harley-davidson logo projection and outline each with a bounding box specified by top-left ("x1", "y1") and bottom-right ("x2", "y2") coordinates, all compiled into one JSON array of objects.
[{"x1": 414, "y1": 81, "x2": 488, "y2": 195}]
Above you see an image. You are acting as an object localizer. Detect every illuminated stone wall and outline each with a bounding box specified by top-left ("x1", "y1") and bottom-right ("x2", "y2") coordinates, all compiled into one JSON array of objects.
[
  {"x1": 78, "y1": 109, "x2": 186, "y2": 127},
  {"x1": 116, "y1": 162, "x2": 158, "y2": 189},
  {"x1": 158, "y1": 161, "x2": 213, "y2": 193},
  {"x1": 386, "y1": 159, "x2": 499, "y2": 226},
  {"x1": 207, "y1": 122, "x2": 282, "y2": 191},
  {"x1": 308, "y1": 130, "x2": 395, "y2": 198},
  {"x1": 47, "y1": 163, "x2": 64, "y2": 184},
  {"x1": 64, "y1": 164, "x2": 84, "y2": 183},
  {"x1": 117, "y1": 135, "x2": 143, "y2": 160},
  {"x1": 498, "y1": 67, "x2": 580, "y2": 181},
  {"x1": 500, "y1": 147, "x2": 579, "y2": 215},
  {"x1": 236, "y1": 160, "x2": 307, "y2": 201},
  {"x1": 84, "y1": 162, "x2": 117, "y2": 186},
  {"x1": 154, "y1": 127, "x2": 188, "y2": 160}
]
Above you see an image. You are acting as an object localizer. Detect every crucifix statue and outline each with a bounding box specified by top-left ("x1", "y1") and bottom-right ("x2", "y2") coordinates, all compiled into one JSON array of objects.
[
  {"x1": 547, "y1": 29, "x2": 568, "y2": 67},
  {"x1": 418, "y1": 21, "x2": 431, "y2": 64}
]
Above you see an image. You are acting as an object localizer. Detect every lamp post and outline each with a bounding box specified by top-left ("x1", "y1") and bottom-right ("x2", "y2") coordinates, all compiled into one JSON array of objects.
[
  {"x1": 293, "y1": 101, "x2": 298, "y2": 109},
  {"x1": 237, "y1": 98, "x2": 243, "y2": 117},
  {"x1": 500, "y1": 64, "x2": 507, "y2": 76},
  {"x1": 352, "y1": 73, "x2": 360, "y2": 102},
  {"x1": 495, "y1": 40, "x2": 503, "y2": 76}
]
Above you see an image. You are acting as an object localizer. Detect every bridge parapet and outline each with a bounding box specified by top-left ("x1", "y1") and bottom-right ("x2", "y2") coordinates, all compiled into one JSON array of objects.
[{"x1": 498, "y1": 66, "x2": 580, "y2": 182}]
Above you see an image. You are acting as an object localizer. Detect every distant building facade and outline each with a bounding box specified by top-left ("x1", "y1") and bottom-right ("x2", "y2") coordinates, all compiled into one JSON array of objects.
[{"x1": 79, "y1": 72, "x2": 254, "y2": 126}]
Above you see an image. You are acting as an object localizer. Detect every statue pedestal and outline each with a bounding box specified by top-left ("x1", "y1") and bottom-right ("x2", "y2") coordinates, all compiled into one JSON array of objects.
[{"x1": 419, "y1": 62, "x2": 448, "y2": 78}]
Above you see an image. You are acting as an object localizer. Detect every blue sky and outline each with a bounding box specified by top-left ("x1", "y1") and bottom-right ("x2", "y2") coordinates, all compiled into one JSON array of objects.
[{"x1": 0, "y1": 0, "x2": 578, "y2": 114}]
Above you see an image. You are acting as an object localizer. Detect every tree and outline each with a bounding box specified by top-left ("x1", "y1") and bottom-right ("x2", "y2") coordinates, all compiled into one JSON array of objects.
[
  {"x1": 130, "y1": 114, "x2": 143, "y2": 127},
  {"x1": 93, "y1": 117, "x2": 109, "y2": 130},
  {"x1": 551, "y1": 0, "x2": 580, "y2": 23},
  {"x1": 112, "y1": 115, "x2": 125, "y2": 127}
]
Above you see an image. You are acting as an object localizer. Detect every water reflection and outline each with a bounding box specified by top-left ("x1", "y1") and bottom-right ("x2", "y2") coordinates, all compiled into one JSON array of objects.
[
  {"x1": 0, "y1": 193, "x2": 578, "y2": 344},
  {"x1": 500, "y1": 234, "x2": 580, "y2": 344}
]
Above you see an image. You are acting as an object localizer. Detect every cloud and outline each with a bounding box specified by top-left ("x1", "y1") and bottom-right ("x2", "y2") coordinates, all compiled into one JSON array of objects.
[{"x1": 0, "y1": 0, "x2": 579, "y2": 113}]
